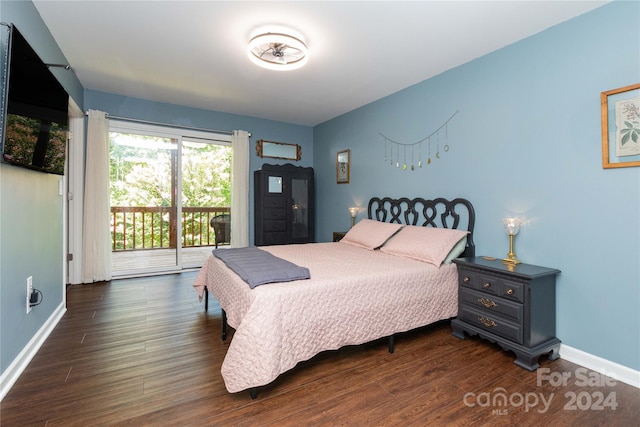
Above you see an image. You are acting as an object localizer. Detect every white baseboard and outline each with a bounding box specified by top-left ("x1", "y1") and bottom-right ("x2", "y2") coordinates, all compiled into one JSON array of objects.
[
  {"x1": 0, "y1": 302, "x2": 66, "y2": 401},
  {"x1": 560, "y1": 343, "x2": 640, "y2": 389}
]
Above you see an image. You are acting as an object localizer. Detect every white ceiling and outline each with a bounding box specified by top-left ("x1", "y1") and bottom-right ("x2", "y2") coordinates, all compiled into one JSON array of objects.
[{"x1": 33, "y1": 1, "x2": 608, "y2": 127}]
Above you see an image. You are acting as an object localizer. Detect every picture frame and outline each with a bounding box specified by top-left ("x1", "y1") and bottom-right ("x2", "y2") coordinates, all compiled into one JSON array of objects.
[
  {"x1": 256, "y1": 139, "x2": 301, "y2": 161},
  {"x1": 336, "y1": 149, "x2": 350, "y2": 184},
  {"x1": 601, "y1": 83, "x2": 640, "y2": 169}
]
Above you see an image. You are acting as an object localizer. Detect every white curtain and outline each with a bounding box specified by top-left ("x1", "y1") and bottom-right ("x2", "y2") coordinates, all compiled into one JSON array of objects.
[
  {"x1": 231, "y1": 130, "x2": 250, "y2": 247},
  {"x1": 81, "y1": 110, "x2": 112, "y2": 282}
]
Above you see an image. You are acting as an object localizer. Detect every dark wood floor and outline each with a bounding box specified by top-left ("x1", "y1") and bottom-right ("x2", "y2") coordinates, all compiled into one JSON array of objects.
[{"x1": 1, "y1": 272, "x2": 638, "y2": 426}]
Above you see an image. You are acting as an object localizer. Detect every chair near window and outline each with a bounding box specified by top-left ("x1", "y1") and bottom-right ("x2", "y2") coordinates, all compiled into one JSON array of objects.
[{"x1": 210, "y1": 214, "x2": 231, "y2": 248}]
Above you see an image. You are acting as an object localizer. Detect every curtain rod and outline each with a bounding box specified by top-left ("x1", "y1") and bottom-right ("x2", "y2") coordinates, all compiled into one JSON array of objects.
[{"x1": 85, "y1": 112, "x2": 250, "y2": 137}]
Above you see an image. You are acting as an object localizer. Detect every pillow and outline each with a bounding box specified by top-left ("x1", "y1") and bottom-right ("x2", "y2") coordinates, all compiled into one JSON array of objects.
[
  {"x1": 380, "y1": 226, "x2": 469, "y2": 266},
  {"x1": 443, "y1": 235, "x2": 468, "y2": 264},
  {"x1": 340, "y1": 219, "x2": 403, "y2": 250}
]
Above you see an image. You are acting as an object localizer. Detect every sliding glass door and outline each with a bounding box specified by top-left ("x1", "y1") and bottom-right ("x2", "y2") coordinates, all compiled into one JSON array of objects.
[
  {"x1": 109, "y1": 121, "x2": 231, "y2": 276},
  {"x1": 181, "y1": 136, "x2": 232, "y2": 269},
  {"x1": 109, "y1": 129, "x2": 179, "y2": 275}
]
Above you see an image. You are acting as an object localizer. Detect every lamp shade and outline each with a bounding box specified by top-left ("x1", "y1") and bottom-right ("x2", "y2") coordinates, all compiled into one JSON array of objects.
[{"x1": 503, "y1": 218, "x2": 521, "y2": 235}]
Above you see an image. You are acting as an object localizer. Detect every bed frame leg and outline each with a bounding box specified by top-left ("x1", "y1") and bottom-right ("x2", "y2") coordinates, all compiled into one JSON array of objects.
[
  {"x1": 221, "y1": 309, "x2": 227, "y2": 341},
  {"x1": 204, "y1": 286, "x2": 209, "y2": 311},
  {"x1": 249, "y1": 388, "x2": 258, "y2": 399},
  {"x1": 388, "y1": 335, "x2": 395, "y2": 353}
]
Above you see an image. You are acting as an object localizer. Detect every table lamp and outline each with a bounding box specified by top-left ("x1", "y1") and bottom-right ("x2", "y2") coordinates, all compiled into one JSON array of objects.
[
  {"x1": 349, "y1": 207, "x2": 358, "y2": 228},
  {"x1": 502, "y1": 217, "x2": 522, "y2": 265}
]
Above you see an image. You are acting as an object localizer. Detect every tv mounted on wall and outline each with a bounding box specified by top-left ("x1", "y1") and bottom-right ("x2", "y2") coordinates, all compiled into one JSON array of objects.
[{"x1": 0, "y1": 24, "x2": 69, "y2": 176}]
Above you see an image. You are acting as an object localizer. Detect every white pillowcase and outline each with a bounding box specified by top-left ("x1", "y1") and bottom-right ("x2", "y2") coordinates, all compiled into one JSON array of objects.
[
  {"x1": 340, "y1": 219, "x2": 403, "y2": 250},
  {"x1": 380, "y1": 225, "x2": 469, "y2": 266}
]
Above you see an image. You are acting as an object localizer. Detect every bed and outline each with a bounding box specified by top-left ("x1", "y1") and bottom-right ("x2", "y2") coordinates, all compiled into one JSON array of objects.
[{"x1": 193, "y1": 196, "x2": 475, "y2": 397}]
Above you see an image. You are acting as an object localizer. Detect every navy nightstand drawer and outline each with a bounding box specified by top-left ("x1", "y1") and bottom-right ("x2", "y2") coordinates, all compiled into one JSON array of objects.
[
  {"x1": 459, "y1": 288, "x2": 523, "y2": 323},
  {"x1": 458, "y1": 267, "x2": 525, "y2": 303},
  {"x1": 459, "y1": 305, "x2": 523, "y2": 345}
]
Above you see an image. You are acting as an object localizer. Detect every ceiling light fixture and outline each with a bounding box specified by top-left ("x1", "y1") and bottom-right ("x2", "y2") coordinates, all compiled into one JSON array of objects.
[{"x1": 247, "y1": 32, "x2": 308, "y2": 71}]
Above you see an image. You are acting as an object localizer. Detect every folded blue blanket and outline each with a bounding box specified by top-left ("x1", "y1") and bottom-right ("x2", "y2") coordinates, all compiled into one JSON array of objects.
[{"x1": 212, "y1": 247, "x2": 310, "y2": 289}]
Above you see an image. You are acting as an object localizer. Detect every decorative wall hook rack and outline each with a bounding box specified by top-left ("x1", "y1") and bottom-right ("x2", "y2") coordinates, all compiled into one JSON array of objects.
[{"x1": 379, "y1": 111, "x2": 458, "y2": 171}]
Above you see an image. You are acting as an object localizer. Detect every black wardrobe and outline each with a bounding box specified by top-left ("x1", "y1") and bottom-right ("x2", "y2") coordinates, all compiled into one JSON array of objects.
[{"x1": 254, "y1": 164, "x2": 314, "y2": 246}]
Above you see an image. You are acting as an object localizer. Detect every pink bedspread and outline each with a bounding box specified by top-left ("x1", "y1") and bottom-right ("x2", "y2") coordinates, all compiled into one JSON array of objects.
[{"x1": 193, "y1": 242, "x2": 458, "y2": 393}]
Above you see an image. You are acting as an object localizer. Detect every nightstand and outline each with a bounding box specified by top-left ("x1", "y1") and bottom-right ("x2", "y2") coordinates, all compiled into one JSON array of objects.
[
  {"x1": 333, "y1": 231, "x2": 347, "y2": 242},
  {"x1": 451, "y1": 257, "x2": 561, "y2": 370}
]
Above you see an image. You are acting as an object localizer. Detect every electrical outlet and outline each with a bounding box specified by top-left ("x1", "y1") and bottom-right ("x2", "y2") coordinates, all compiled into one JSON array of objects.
[{"x1": 26, "y1": 276, "x2": 33, "y2": 314}]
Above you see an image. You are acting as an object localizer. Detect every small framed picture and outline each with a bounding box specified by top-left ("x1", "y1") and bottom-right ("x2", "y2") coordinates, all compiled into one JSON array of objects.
[
  {"x1": 336, "y1": 149, "x2": 350, "y2": 184},
  {"x1": 601, "y1": 83, "x2": 640, "y2": 169}
]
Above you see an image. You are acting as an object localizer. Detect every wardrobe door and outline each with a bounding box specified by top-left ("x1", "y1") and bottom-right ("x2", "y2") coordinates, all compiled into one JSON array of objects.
[{"x1": 290, "y1": 172, "x2": 313, "y2": 243}]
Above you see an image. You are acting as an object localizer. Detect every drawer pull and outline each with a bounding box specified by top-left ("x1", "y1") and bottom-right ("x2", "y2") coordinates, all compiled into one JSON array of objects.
[
  {"x1": 483, "y1": 282, "x2": 491, "y2": 289},
  {"x1": 478, "y1": 298, "x2": 497, "y2": 308},
  {"x1": 506, "y1": 288, "x2": 514, "y2": 295},
  {"x1": 478, "y1": 317, "x2": 497, "y2": 328},
  {"x1": 463, "y1": 276, "x2": 471, "y2": 283}
]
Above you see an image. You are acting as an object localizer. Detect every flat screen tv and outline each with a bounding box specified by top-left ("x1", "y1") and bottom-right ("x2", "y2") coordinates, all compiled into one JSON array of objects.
[{"x1": 1, "y1": 24, "x2": 69, "y2": 175}]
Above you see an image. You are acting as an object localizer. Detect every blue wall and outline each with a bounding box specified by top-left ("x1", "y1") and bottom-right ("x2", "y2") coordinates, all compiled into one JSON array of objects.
[
  {"x1": 314, "y1": 1, "x2": 640, "y2": 371},
  {"x1": 0, "y1": 0, "x2": 83, "y2": 374}
]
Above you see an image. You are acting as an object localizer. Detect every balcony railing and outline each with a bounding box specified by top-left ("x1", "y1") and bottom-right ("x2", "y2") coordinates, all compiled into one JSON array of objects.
[{"x1": 110, "y1": 206, "x2": 230, "y2": 251}]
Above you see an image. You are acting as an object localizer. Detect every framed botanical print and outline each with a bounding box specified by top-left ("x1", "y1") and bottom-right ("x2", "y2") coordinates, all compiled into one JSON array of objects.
[
  {"x1": 601, "y1": 83, "x2": 640, "y2": 169},
  {"x1": 336, "y1": 149, "x2": 350, "y2": 184}
]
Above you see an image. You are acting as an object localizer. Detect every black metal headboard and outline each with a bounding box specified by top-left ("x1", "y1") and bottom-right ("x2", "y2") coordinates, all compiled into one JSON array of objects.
[{"x1": 367, "y1": 197, "x2": 476, "y2": 258}]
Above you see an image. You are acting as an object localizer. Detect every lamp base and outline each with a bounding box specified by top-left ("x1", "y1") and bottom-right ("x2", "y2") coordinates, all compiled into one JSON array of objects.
[{"x1": 503, "y1": 233, "x2": 521, "y2": 265}]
